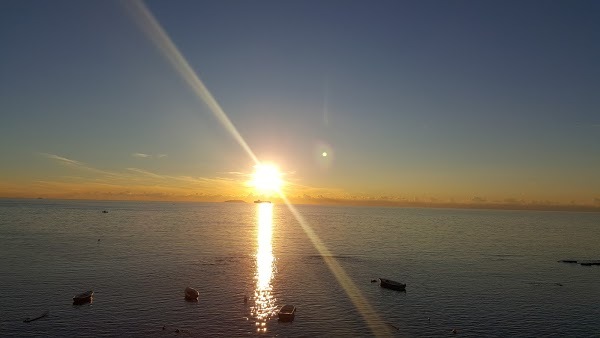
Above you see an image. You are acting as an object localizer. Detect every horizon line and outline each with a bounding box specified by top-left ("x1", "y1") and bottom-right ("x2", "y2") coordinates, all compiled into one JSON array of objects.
[{"x1": 2, "y1": 196, "x2": 599, "y2": 213}]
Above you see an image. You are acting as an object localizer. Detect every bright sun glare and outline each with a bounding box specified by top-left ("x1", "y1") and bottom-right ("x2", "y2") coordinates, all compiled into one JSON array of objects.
[{"x1": 251, "y1": 164, "x2": 283, "y2": 194}]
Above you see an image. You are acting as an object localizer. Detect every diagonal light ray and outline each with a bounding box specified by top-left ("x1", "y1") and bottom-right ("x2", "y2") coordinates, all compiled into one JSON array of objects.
[
  {"x1": 125, "y1": 1, "x2": 392, "y2": 336},
  {"x1": 125, "y1": 0, "x2": 258, "y2": 165},
  {"x1": 276, "y1": 191, "x2": 393, "y2": 336}
]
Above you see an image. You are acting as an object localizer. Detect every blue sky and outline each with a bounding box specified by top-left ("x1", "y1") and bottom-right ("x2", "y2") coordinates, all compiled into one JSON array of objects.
[{"x1": 0, "y1": 0, "x2": 598, "y2": 205}]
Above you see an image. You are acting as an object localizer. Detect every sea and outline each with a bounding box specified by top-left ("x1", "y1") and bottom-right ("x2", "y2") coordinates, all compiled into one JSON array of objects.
[{"x1": 0, "y1": 199, "x2": 599, "y2": 337}]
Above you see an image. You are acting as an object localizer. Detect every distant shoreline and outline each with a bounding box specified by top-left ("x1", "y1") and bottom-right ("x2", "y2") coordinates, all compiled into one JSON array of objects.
[
  {"x1": 224, "y1": 200, "x2": 246, "y2": 203},
  {"x1": 1, "y1": 196, "x2": 599, "y2": 213}
]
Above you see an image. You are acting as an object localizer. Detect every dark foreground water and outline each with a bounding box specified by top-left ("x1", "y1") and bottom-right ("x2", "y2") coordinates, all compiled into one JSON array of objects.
[{"x1": 0, "y1": 199, "x2": 599, "y2": 337}]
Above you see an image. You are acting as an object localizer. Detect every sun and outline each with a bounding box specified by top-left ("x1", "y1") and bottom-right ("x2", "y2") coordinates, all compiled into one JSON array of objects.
[{"x1": 251, "y1": 163, "x2": 283, "y2": 194}]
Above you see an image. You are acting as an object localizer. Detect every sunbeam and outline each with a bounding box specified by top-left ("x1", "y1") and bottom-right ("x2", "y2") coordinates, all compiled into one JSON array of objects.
[
  {"x1": 125, "y1": 1, "x2": 391, "y2": 336},
  {"x1": 124, "y1": 0, "x2": 259, "y2": 165},
  {"x1": 275, "y1": 191, "x2": 392, "y2": 336}
]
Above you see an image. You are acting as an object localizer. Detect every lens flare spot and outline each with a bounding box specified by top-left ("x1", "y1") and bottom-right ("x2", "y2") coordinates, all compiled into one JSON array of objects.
[{"x1": 315, "y1": 142, "x2": 333, "y2": 170}]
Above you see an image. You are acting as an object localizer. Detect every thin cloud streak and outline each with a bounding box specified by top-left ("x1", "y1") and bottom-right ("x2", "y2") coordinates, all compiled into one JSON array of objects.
[
  {"x1": 40, "y1": 153, "x2": 119, "y2": 177},
  {"x1": 40, "y1": 154, "x2": 239, "y2": 195},
  {"x1": 127, "y1": 167, "x2": 228, "y2": 185},
  {"x1": 41, "y1": 153, "x2": 85, "y2": 166},
  {"x1": 126, "y1": 167, "x2": 163, "y2": 179},
  {"x1": 132, "y1": 153, "x2": 168, "y2": 159}
]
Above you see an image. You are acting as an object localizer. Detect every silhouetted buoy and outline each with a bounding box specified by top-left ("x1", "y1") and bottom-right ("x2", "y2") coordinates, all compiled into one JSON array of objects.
[{"x1": 244, "y1": 295, "x2": 248, "y2": 303}]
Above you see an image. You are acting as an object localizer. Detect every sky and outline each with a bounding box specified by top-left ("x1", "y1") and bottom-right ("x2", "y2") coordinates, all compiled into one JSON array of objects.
[{"x1": 0, "y1": 0, "x2": 599, "y2": 208}]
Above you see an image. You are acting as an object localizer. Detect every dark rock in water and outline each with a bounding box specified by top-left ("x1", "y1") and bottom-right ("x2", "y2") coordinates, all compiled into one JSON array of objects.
[
  {"x1": 370, "y1": 279, "x2": 377, "y2": 283},
  {"x1": 387, "y1": 323, "x2": 400, "y2": 331},
  {"x1": 23, "y1": 311, "x2": 49, "y2": 323},
  {"x1": 558, "y1": 260, "x2": 578, "y2": 263}
]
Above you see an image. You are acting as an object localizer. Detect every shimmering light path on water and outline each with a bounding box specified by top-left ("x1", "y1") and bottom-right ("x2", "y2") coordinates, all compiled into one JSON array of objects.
[{"x1": 252, "y1": 203, "x2": 276, "y2": 332}]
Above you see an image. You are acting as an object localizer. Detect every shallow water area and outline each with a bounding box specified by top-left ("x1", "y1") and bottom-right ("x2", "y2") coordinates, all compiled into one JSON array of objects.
[{"x1": 0, "y1": 199, "x2": 599, "y2": 337}]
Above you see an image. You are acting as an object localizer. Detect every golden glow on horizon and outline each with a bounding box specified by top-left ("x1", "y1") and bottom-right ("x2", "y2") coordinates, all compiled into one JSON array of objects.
[
  {"x1": 126, "y1": 1, "x2": 411, "y2": 335},
  {"x1": 253, "y1": 203, "x2": 276, "y2": 332},
  {"x1": 251, "y1": 164, "x2": 283, "y2": 195}
]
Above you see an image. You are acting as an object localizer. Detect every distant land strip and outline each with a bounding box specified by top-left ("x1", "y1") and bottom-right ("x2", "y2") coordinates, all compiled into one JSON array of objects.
[
  {"x1": 2, "y1": 196, "x2": 599, "y2": 213},
  {"x1": 294, "y1": 197, "x2": 600, "y2": 213}
]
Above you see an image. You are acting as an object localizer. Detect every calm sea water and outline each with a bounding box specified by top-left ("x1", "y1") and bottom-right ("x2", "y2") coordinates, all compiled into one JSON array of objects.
[{"x1": 0, "y1": 199, "x2": 599, "y2": 337}]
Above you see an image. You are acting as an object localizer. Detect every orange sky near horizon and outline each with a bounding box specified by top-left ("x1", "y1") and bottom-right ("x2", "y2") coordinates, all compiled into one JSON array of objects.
[
  {"x1": 0, "y1": 152, "x2": 598, "y2": 210},
  {"x1": 1, "y1": 2, "x2": 599, "y2": 211}
]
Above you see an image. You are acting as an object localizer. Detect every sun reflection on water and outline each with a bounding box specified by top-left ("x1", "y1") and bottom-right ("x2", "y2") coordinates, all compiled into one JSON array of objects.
[{"x1": 252, "y1": 203, "x2": 277, "y2": 333}]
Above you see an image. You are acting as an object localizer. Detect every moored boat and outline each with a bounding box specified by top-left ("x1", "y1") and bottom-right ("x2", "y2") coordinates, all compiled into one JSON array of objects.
[
  {"x1": 254, "y1": 200, "x2": 271, "y2": 204},
  {"x1": 379, "y1": 278, "x2": 406, "y2": 291},
  {"x1": 73, "y1": 290, "x2": 94, "y2": 305},
  {"x1": 558, "y1": 259, "x2": 578, "y2": 263},
  {"x1": 579, "y1": 260, "x2": 600, "y2": 266},
  {"x1": 185, "y1": 287, "x2": 199, "y2": 301},
  {"x1": 278, "y1": 304, "x2": 296, "y2": 322}
]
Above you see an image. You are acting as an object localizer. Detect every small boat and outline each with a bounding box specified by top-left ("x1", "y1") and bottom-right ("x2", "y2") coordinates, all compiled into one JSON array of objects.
[
  {"x1": 73, "y1": 290, "x2": 94, "y2": 305},
  {"x1": 379, "y1": 278, "x2": 406, "y2": 291},
  {"x1": 185, "y1": 287, "x2": 199, "y2": 301},
  {"x1": 278, "y1": 304, "x2": 296, "y2": 322},
  {"x1": 254, "y1": 200, "x2": 271, "y2": 204}
]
